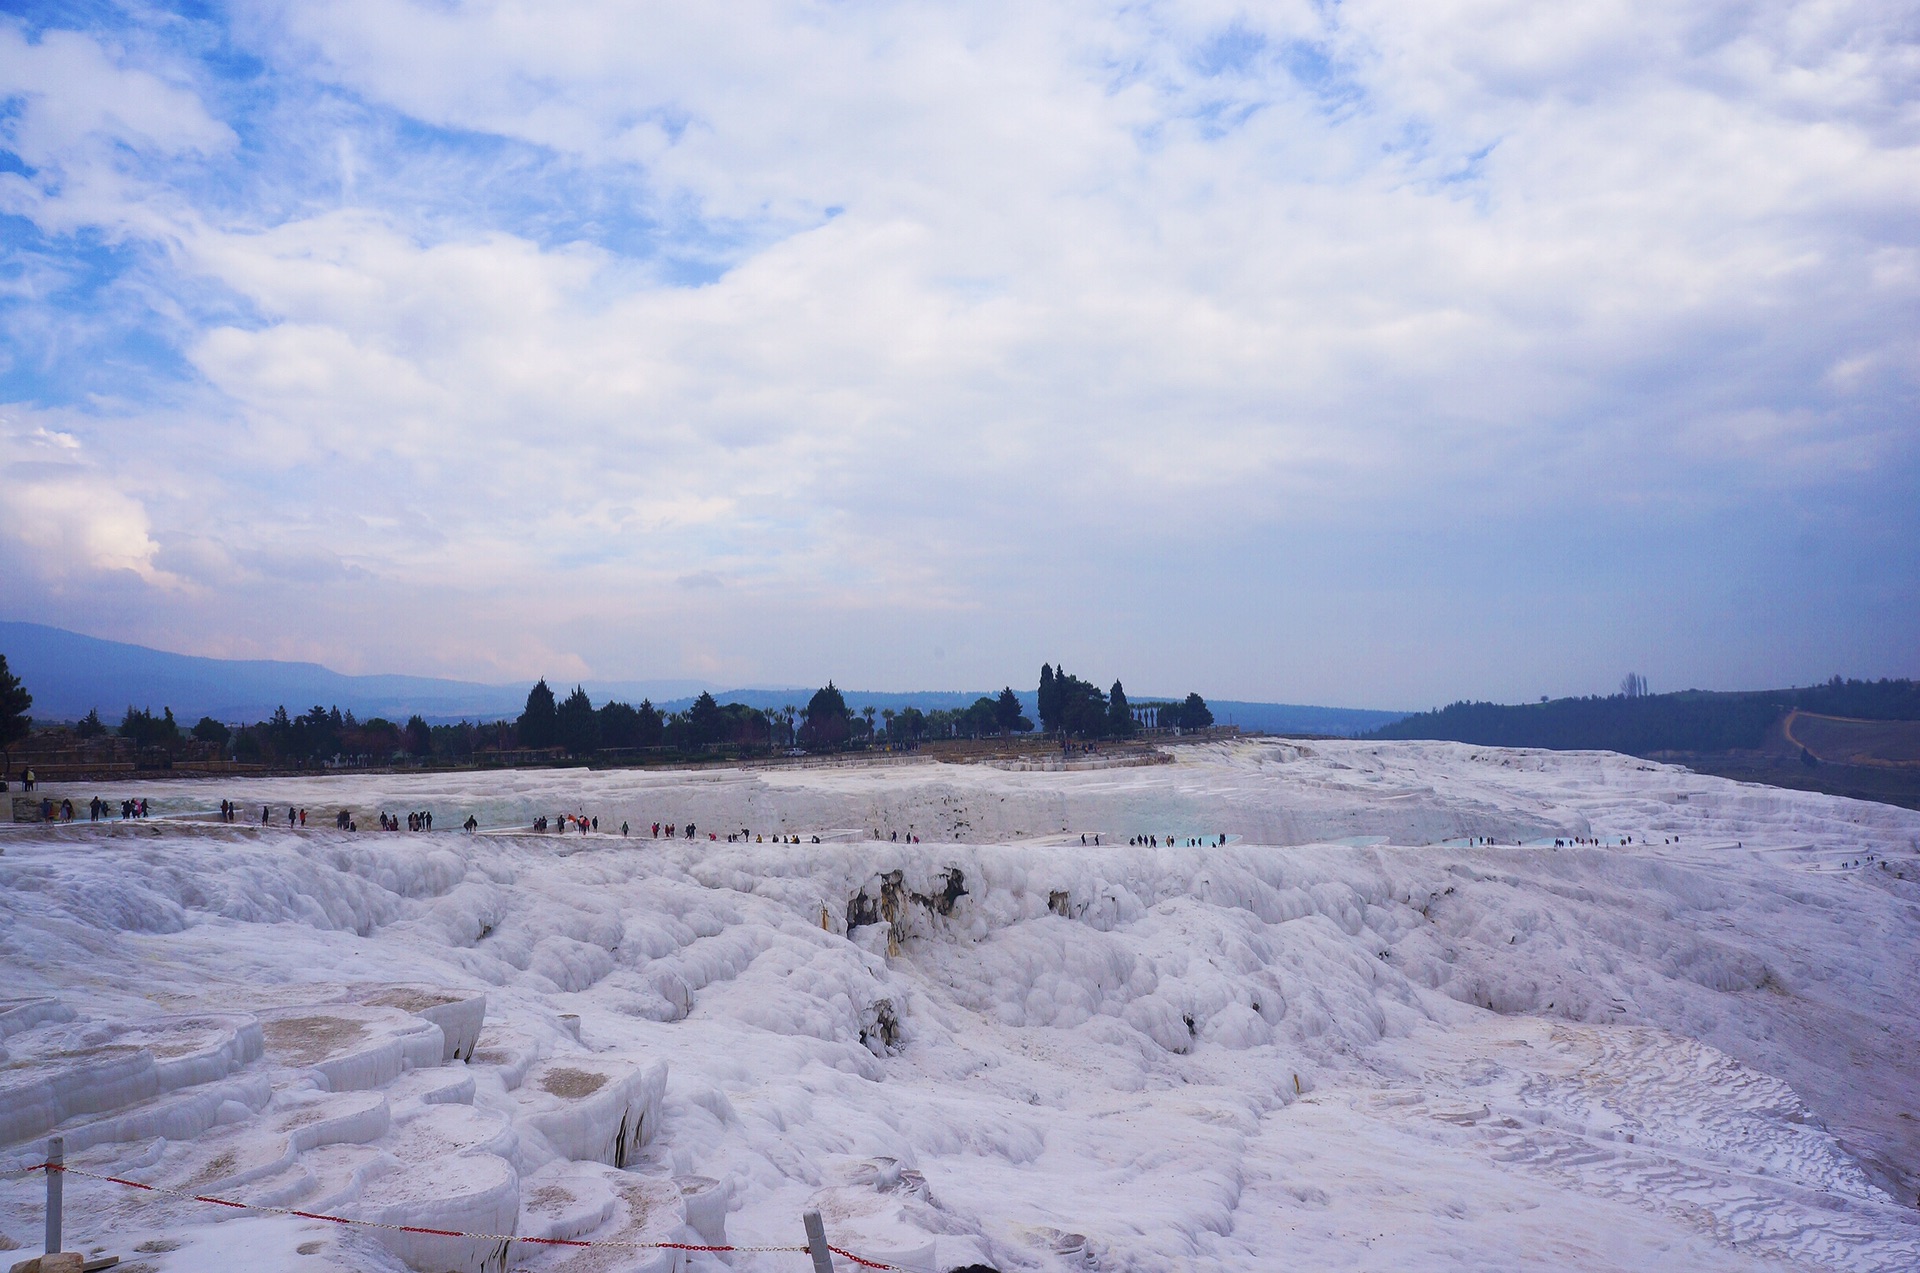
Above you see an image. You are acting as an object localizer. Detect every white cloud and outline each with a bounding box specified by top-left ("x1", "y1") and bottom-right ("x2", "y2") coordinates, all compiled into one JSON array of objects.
[
  {"x1": 0, "y1": 416, "x2": 180, "y2": 586},
  {"x1": 0, "y1": 2, "x2": 1915, "y2": 700},
  {"x1": 0, "y1": 24, "x2": 232, "y2": 236}
]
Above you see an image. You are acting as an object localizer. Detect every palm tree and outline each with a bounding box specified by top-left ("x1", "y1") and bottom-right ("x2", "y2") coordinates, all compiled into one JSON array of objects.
[
  {"x1": 882, "y1": 708, "x2": 896, "y2": 741},
  {"x1": 782, "y1": 705, "x2": 797, "y2": 746},
  {"x1": 861, "y1": 705, "x2": 877, "y2": 739}
]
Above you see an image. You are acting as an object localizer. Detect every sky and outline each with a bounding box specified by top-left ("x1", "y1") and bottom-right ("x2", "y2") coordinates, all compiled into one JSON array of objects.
[{"x1": 0, "y1": 1, "x2": 1915, "y2": 710}]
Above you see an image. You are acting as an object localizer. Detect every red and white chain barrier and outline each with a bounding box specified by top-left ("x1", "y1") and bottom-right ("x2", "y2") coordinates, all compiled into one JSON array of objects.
[{"x1": 12, "y1": 1161, "x2": 901, "y2": 1270}]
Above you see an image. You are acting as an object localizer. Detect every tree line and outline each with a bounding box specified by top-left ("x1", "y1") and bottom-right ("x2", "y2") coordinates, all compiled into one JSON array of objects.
[
  {"x1": 0, "y1": 646, "x2": 1217, "y2": 771},
  {"x1": 95, "y1": 703, "x2": 463, "y2": 765},
  {"x1": 518, "y1": 679, "x2": 1039, "y2": 757},
  {"x1": 1038, "y1": 664, "x2": 1213, "y2": 738}
]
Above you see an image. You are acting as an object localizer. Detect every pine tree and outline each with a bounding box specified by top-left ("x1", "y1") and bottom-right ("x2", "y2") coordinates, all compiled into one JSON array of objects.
[
  {"x1": 801, "y1": 682, "x2": 851, "y2": 748},
  {"x1": 995, "y1": 687, "x2": 1023, "y2": 734},
  {"x1": 1181, "y1": 692, "x2": 1213, "y2": 729}
]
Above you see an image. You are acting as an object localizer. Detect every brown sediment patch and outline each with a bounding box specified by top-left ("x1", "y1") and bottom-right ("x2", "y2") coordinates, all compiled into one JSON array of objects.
[
  {"x1": 526, "y1": 1184, "x2": 575, "y2": 1210},
  {"x1": 262, "y1": 1015, "x2": 368, "y2": 1066},
  {"x1": 540, "y1": 1068, "x2": 609, "y2": 1099},
  {"x1": 366, "y1": 988, "x2": 464, "y2": 1013},
  {"x1": 185, "y1": 1149, "x2": 238, "y2": 1188}
]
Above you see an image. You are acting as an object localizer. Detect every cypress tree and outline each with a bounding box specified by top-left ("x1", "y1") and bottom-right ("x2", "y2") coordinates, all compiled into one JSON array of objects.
[
  {"x1": 688, "y1": 691, "x2": 724, "y2": 746},
  {"x1": 519, "y1": 679, "x2": 559, "y2": 748},
  {"x1": 0, "y1": 655, "x2": 32, "y2": 778},
  {"x1": 635, "y1": 698, "x2": 664, "y2": 747},
  {"x1": 1108, "y1": 680, "x2": 1133, "y2": 737},
  {"x1": 557, "y1": 685, "x2": 599, "y2": 755}
]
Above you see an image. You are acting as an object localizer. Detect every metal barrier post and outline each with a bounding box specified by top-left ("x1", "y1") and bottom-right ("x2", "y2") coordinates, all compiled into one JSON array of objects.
[
  {"x1": 802, "y1": 1209, "x2": 834, "y2": 1273},
  {"x1": 44, "y1": 1135, "x2": 63, "y2": 1255}
]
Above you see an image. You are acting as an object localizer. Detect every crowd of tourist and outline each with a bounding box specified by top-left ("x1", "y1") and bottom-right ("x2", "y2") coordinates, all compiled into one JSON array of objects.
[
  {"x1": 29, "y1": 795, "x2": 153, "y2": 820},
  {"x1": 19, "y1": 793, "x2": 1210, "y2": 847},
  {"x1": 18, "y1": 791, "x2": 1228, "y2": 852}
]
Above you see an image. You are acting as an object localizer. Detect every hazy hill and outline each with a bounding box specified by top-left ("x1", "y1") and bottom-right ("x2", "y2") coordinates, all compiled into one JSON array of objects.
[
  {"x1": 0, "y1": 622, "x2": 672, "y2": 723},
  {"x1": 1368, "y1": 679, "x2": 1920, "y2": 753}
]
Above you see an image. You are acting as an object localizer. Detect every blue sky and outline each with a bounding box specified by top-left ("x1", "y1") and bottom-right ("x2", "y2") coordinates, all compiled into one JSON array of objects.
[{"x1": 1, "y1": 1, "x2": 1915, "y2": 707}]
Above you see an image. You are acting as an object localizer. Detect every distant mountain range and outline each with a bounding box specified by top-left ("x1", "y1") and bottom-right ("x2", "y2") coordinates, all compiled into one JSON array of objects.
[{"x1": 0, "y1": 621, "x2": 1409, "y2": 736}]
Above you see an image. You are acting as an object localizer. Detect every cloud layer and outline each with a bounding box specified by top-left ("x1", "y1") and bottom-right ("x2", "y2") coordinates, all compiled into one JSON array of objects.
[{"x1": 2, "y1": 1, "x2": 1915, "y2": 705}]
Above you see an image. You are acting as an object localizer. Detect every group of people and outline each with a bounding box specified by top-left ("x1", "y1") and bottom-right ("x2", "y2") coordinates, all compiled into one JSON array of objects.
[
  {"x1": 207, "y1": 803, "x2": 457, "y2": 833},
  {"x1": 213, "y1": 803, "x2": 309, "y2": 826},
  {"x1": 15, "y1": 799, "x2": 1227, "y2": 849},
  {"x1": 18, "y1": 795, "x2": 160, "y2": 821},
  {"x1": 693, "y1": 825, "x2": 825, "y2": 844},
  {"x1": 209, "y1": 801, "x2": 303, "y2": 825},
  {"x1": 71, "y1": 796, "x2": 150, "y2": 820},
  {"x1": 13, "y1": 786, "x2": 487, "y2": 836},
  {"x1": 379, "y1": 810, "x2": 433, "y2": 831},
  {"x1": 524, "y1": 816, "x2": 837, "y2": 846}
]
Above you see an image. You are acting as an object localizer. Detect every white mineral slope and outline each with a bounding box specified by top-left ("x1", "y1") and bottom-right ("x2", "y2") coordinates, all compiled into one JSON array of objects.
[
  {"x1": 0, "y1": 739, "x2": 1914, "y2": 1272},
  {"x1": 44, "y1": 740, "x2": 1597, "y2": 846}
]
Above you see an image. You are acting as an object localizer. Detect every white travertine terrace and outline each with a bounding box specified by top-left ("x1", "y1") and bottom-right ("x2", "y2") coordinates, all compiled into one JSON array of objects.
[{"x1": 0, "y1": 739, "x2": 1915, "y2": 1271}]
